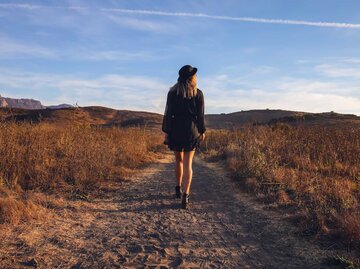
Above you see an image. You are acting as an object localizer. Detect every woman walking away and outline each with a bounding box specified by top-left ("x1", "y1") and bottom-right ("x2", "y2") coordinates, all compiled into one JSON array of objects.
[{"x1": 162, "y1": 65, "x2": 206, "y2": 209}]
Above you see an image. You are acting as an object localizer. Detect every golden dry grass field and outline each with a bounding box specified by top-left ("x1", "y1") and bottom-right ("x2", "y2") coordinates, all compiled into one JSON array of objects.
[
  {"x1": 0, "y1": 109, "x2": 359, "y2": 267},
  {"x1": 200, "y1": 124, "x2": 360, "y2": 247},
  {"x1": 0, "y1": 121, "x2": 164, "y2": 225}
]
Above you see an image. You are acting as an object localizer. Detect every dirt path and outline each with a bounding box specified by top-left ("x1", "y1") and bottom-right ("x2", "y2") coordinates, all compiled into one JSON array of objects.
[{"x1": 0, "y1": 152, "x2": 337, "y2": 269}]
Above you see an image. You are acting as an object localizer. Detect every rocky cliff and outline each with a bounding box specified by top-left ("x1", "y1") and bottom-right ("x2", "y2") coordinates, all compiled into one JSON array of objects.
[{"x1": 0, "y1": 95, "x2": 45, "y2": 110}]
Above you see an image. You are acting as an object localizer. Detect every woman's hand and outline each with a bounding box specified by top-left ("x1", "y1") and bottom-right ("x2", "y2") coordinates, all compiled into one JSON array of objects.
[
  {"x1": 164, "y1": 134, "x2": 169, "y2": 145},
  {"x1": 199, "y1": 133, "x2": 206, "y2": 141}
]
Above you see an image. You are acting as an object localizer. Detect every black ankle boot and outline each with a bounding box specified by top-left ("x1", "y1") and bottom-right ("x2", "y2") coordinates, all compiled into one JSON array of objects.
[
  {"x1": 175, "y1": 185, "x2": 182, "y2": 199},
  {"x1": 181, "y1": 193, "x2": 189, "y2": 209}
]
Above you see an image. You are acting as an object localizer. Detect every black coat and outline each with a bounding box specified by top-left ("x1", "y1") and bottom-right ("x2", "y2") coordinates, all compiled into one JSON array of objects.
[{"x1": 162, "y1": 88, "x2": 206, "y2": 151}]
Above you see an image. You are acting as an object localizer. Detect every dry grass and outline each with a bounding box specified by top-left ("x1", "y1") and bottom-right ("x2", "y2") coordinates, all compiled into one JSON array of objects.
[
  {"x1": 0, "y1": 121, "x2": 164, "y2": 225},
  {"x1": 201, "y1": 123, "x2": 360, "y2": 244}
]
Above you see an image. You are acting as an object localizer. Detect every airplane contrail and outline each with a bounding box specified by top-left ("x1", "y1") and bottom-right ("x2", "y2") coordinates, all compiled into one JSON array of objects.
[
  {"x1": 101, "y1": 8, "x2": 360, "y2": 29},
  {"x1": 1, "y1": 3, "x2": 360, "y2": 29}
]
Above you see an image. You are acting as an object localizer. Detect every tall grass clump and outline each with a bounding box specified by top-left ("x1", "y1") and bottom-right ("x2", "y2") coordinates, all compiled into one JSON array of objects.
[
  {"x1": 201, "y1": 124, "x2": 360, "y2": 244},
  {"x1": 0, "y1": 122, "x2": 164, "y2": 224}
]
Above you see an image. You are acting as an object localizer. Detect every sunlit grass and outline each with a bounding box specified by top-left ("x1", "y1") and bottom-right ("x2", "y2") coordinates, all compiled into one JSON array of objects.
[
  {"x1": 0, "y1": 122, "x2": 164, "y2": 224},
  {"x1": 201, "y1": 123, "x2": 360, "y2": 244}
]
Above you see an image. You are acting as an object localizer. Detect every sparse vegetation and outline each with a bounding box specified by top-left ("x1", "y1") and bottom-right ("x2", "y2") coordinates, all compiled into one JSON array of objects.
[
  {"x1": 0, "y1": 121, "x2": 164, "y2": 225},
  {"x1": 1, "y1": 109, "x2": 359, "y2": 264},
  {"x1": 201, "y1": 124, "x2": 360, "y2": 246}
]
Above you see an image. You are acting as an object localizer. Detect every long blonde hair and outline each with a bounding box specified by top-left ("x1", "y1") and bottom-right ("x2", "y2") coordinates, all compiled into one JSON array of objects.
[{"x1": 170, "y1": 74, "x2": 197, "y2": 99}]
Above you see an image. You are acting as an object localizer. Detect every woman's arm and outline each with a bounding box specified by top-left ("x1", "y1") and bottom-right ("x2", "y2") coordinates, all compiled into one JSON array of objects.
[
  {"x1": 162, "y1": 91, "x2": 173, "y2": 134},
  {"x1": 196, "y1": 89, "x2": 206, "y2": 135}
]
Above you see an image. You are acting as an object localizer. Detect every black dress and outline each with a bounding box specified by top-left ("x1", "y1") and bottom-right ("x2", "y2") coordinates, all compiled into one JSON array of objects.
[{"x1": 162, "y1": 88, "x2": 206, "y2": 152}]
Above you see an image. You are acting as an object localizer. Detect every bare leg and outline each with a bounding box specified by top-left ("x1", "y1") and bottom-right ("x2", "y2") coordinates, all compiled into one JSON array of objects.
[
  {"x1": 174, "y1": 151, "x2": 184, "y2": 187},
  {"x1": 182, "y1": 150, "x2": 195, "y2": 194}
]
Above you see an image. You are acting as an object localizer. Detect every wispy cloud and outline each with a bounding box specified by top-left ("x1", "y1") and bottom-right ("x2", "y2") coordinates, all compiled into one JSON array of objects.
[
  {"x1": 276, "y1": 79, "x2": 360, "y2": 98},
  {"x1": 75, "y1": 50, "x2": 152, "y2": 61},
  {"x1": 315, "y1": 64, "x2": 360, "y2": 78},
  {"x1": 0, "y1": 36, "x2": 58, "y2": 59},
  {"x1": 101, "y1": 8, "x2": 360, "y2": 29},
  {"x1": 203, "y1": 83, "x2": 360, "y2": 115},
  {"x1": 107, "y1": 15, "x2": 176, "y2": 33},
  {"x1": 0, "y1": 3, "x2": 86, "y2": 11},
  {"x1": 342, "y1": 58, "x2": 360, "y2": 64},
  {"x1": 0, "y1": 35, "x2": 152, "y2": 61},
  {"x1": 1, "y1": 65, "x2": 360, "y2": 115},
  {"x1": 0, "y1": 69, "x2": 169, "y2": 112},
  {"x1": 296, "y1": 58, "x2": 360, "y2": 79},
  {"x1": 1, "y1": 3, "x2": 360, "y2": 29},
  {"x1": 201, "y1": 69, "x2": 360, "y2": 115}
]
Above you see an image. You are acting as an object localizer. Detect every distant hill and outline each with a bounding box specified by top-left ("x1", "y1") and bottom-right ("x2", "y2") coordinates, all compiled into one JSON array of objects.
[
  {"x1": 206, "y1": 109, "x2": 296, "y2": 129},
  {"x1": 206, "y1": 109, "x2": 360, "y2": 129},
  {"x1": 267, "y1": 111, "x2": 360, "y2": 126},
  {"x1": 1, "y1": 106, "x2": 359, "y2": 130},
  {"x1": 0, "y1": 106, "x2": 164, "y2": 129},
  {"x1": 46, "y1": 104, "x2": 74, "y2": 109}
]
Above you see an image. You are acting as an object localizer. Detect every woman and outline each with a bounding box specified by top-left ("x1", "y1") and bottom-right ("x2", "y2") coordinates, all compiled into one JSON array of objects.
[{"x1": 162, "y1": 65, "x2": 206, "y2": 209}]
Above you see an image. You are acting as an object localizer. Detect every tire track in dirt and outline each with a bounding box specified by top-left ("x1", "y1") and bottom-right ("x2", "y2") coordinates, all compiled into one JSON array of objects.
[{"x1": 0, "y1": 152, "x2": 336, "y2": 268}]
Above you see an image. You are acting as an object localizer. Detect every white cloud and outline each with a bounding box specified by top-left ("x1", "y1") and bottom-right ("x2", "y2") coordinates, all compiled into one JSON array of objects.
[
  {"x1": 0, "y1": 69, "x2": 169, "y2": 112},
  {"x1": 204, "y1": 87, "x2": 360, "y2": 115},
  {"x1": 315, "y1": 64, "x2": 360, "y2": 78},
  {"x1": 107, "y1": 15, "x2": 176, "y2": 33},
  {"x1": 100, "y1": 8, "x2": 360, "y2": 29},
  {"x1": 0, "y1": 36, "x2": 58, "y2": 59},
  {"x1": 251, "y1": 65, "x2": 277, "y2": 74},
  {"x1": 201, "y1": 72, "x2": 360, "y2": 115},
  {"x1": 0, "y1": 35, "x2": 152, "y2": 61},
  {"x1": 0, "y1": 3, "x2": 85, "y2": 11},
  {"x1": 1, "y1": 63, "x2": 360, "y2": 115},
  {"x1": 267, "y1": 91, "x2": 360, "y2": 114},
  {"x1": 340, "y1": 58, "x2": 360, "y2": 64},
  {"x1": 276, "y1": 80, "x2": 340, "y2": 93},
  {"x1": 76, "y1": 50, "x2": 152, "y2": 61}
]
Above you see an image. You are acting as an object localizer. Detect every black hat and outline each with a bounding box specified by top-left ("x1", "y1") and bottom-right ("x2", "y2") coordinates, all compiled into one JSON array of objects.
[{"x1": 177, "y1": 65, "x2": 197, "y2": 82}]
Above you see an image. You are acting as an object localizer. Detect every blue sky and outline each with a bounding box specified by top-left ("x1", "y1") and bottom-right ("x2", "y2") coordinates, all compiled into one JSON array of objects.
[{"x1": 0, "y1": 0, "x2": 360, "y2": 115}]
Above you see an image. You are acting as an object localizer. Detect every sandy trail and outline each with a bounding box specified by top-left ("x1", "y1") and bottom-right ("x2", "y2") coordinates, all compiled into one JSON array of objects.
[{"x1": 0, "y1": 152, "x2": 336, "y2": 269}]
